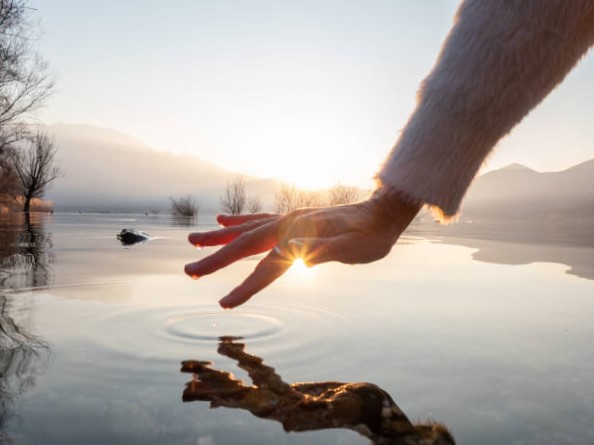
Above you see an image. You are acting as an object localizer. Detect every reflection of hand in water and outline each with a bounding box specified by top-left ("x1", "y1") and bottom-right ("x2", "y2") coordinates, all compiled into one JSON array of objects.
[{"x1": 181, "y1": 337, "x2": 454, "y2": 445}]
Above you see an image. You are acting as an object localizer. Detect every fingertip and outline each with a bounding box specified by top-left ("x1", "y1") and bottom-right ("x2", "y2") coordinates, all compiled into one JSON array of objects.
[
  {"x1": 218, "y1": 296, "x2": 235, "y2": 309},
  {"x1": 219, "y1": 288, "x2": 253, "y2": 309},
  {"x1": 188, "y1": 233, "x2": 202, "y2": 248},
  {"x1": 184, "y1": 263, "x2": 201, "y2": 280}
]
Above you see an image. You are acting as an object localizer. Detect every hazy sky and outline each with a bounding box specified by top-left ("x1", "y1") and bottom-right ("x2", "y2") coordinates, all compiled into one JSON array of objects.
[{"x1": 34, "y1": 1, "x2": 594, "y2": 188}]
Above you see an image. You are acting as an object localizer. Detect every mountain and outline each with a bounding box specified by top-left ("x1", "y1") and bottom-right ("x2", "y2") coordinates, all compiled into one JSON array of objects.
[
  {"x1": 45, "y1": 123, "x2": 593, "y2": 221},
  {"x1": 46, "y1": 123, "x2": 280, "y2": 212},
  {"x1": 461, "y1": 160, "x2": 594, "y2": 222}
]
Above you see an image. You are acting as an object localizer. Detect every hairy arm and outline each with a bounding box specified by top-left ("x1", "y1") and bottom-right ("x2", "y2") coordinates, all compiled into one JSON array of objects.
[{"x1": 378, "y1": 0, "x2": 594, "y2": 218}]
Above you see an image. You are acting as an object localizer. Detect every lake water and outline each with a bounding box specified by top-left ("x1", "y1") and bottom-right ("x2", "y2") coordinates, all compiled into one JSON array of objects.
[{"x1": 1, "y1": 212, "x2": 593, "y2": 445}]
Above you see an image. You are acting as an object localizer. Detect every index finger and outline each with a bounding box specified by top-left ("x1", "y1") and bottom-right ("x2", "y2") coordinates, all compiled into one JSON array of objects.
[{"x1": 185, "y1": 219, "x2": 281, "y2": 278}]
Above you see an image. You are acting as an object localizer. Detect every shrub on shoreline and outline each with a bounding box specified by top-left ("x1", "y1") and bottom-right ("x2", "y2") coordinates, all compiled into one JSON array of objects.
[{"x1": 170, "y1": 195, "x2": 199, "y2": 218}]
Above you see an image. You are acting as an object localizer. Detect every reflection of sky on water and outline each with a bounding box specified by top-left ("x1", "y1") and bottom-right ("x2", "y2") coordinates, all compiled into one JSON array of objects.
[
  {"x1": 1, "y1": 214, "x2": 594, "y2": 444},
  {"x1": 408, "y1": 221, "x2": 594, "y2": 280}
]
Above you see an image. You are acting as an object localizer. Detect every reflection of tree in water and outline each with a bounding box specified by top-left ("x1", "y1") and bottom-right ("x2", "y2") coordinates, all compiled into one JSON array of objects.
[
  {"x1": 0, "y1": 212, "x2": 54, "y2": 290},
  {"x1": 0, "y1": 213, "x2": 51, "y2": 442},
  {"x1": 170, "y1": 215, "x2": 197, "y2": 227},
  {"x1": 0, "y1": 294, "x2": 49, "y2": 443},
  {"x1": 181, "y1": 337, "x2": 455, "y2": 445}
]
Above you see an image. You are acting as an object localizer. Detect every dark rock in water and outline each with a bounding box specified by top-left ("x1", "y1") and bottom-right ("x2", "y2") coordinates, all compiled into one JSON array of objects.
[{"x1": 117, "y1": 228, "x2": 151, "y2": 246}]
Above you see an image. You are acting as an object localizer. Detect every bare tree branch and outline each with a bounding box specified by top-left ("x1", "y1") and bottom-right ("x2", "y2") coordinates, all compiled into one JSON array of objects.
[
  {"x1": 274, "y1": 183, "x2": 324, "y2": 213},
  {"x1": 10, "y1": 128, "x2": 61, "y2": 212},
  {"x1": 220, "y1": 175, "x2": 248, "y2": 215},
  {"x1": 0, "y1": 0, "x2": 53, "y2": 155},
  {"x1": 327, "y1": 183, "x2": 360, "y2": 206},
  {"x1": 247, "y1": 195, "x2": 262, "y2": 214}
]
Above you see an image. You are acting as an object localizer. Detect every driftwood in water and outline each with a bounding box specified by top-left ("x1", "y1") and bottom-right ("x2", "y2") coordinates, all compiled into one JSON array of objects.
[{"x1": 116, "y1": 228, "x2": 151, "y2": 246}]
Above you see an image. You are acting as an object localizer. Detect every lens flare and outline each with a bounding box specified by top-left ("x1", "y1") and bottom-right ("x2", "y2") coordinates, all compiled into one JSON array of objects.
[{"x1": 289, "y1": 258, "x2": 309, "y2": 274}]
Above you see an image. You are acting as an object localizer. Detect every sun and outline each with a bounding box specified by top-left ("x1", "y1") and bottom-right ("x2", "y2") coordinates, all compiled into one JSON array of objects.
[
  {"x1": 289, "y1": 258, "x2": 309, "y2": 273},
  {"x1": 217, "y1": 113, "x2": 349, "y2": 190},
  {"x1": 261, "y1": 152, "x2": 342, "y2": 191}
]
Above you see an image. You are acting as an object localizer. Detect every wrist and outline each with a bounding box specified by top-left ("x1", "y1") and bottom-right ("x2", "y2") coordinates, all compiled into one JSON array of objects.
[{"x1": 370, "y1": 185, "x2": 422, "y2": 225}]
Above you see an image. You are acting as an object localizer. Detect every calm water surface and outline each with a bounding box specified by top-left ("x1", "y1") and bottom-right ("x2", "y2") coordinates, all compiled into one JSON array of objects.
[{"x1": 1, "y1": 212, "x2": 593, "y2": 445}]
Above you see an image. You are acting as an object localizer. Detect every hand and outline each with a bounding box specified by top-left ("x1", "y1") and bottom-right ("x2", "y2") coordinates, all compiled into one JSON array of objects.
[{"x1": 185, "y1": 188, "x2": 421, "y2": 308}]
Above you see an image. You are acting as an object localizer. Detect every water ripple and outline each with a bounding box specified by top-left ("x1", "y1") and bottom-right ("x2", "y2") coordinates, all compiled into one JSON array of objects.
[
  {"x1": 85, "y1": 299, "x2": 360, "y2": 376},
  {"x1": 162, "y1": 311, "x2": 285, "y2": 343}
]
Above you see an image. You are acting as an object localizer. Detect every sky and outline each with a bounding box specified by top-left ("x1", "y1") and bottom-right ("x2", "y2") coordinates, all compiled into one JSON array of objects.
[{"x1": 33, "y1": 0, "x2": 594, "y2": 189}]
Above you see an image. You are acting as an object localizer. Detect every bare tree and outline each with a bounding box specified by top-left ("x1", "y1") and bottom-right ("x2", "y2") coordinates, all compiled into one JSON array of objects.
[
  {"x1": 170, "y1": 194, "x2": 199, "y2": 217},
  {"x1": 274, "y1": 183, "x2": 300, "y2": 213},
  {"x1": 299, "y1": 189, "x2": 324, "y2": 208},
  {"x1": 327, "y1": 183, "x2": 359, "y2": 206},
  {"x1": 221, "y1": 175, "x2": 247, "y2": 215},
  {"x1": 0, "y1": 0, "x2": 54, "y2": 206},
  {"x1": 274, "y1": 183, "x2": 324, "y2": 213},
  {"x1": 11, "y1": 130, "x2": 61, "y2": 212},
  {"x1": 247, "y1": 195, "x2": 262, "y2": 214},
  {"x1": 0, "y1": 1, "x2": 53, "y2": 152}
]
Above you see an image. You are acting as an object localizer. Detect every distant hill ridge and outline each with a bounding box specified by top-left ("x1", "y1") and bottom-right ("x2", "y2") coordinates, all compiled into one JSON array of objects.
[
  {"x1": 499, "y1": 163, "x2": 535, "y2": 171},
  {"x1": 462, "y1": 158, "x2": 594, "y2": 222},
  {"x1": 46, "y1": 123, "x2": 593, "y2": 221},
  {"x1": 47, "y1": 123, "x2": 280, "y2": 212}
]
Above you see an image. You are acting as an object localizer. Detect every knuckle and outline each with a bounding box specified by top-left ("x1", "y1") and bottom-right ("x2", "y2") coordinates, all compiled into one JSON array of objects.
[{"x1": 236, "y1": 230, "x2": 255, "y2": 245}]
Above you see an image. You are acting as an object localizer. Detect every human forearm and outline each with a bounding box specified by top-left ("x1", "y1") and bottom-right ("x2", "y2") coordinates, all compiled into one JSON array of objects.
[{"x1": 378, "y1": 0, "x2": 594, "y2": 218}]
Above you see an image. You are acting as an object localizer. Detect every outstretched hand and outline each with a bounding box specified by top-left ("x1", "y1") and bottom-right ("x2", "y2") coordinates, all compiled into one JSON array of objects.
[{"x1": 185, "y1": 189, "x2": 421, "y2": 309}]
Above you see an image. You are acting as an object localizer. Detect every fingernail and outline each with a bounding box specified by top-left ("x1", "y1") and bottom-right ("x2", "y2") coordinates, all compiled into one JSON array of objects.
[{"x1": 287, "y1": 239, "x2": 304, "y2": 247}]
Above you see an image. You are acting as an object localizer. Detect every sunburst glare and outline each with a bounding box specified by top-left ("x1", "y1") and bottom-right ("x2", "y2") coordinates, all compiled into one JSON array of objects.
[{"x1": 288, "y1": 258, "x2": 312, "y2": 275}]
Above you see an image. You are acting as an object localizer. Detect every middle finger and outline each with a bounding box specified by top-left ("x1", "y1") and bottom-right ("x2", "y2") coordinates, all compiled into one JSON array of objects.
[{"x1": 185, "y1": 219, "x2": 282, "y2": 278}]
